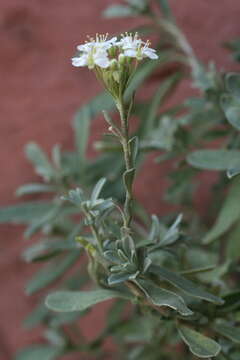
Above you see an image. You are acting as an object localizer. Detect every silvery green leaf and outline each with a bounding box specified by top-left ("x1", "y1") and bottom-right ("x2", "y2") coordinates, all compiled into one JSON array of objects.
[
  {"x1": 213, "y1": 321, "x2": 240, "y2": 343},
  {"x1": 221, "y1": 93, "x2": 240, "y2": 131},
  {"x1": 108, "y1": 271, "x2": 139, "y2": 285},
  {"x1": 46, "y1": 289, "x2": 131, "y2": 312},
  {"x1": 126, "y1": 0, "x2": 147, "y2": 11},
  {"x1": 16, "y1": 183, "x2": 56, "y2": 196},
  {"x1": 125, "y1": 54, "x2": 171, "y2": 99},
  {"x1": 227, "y1": 167, "x2": 240, "y2": 178},
  {"x1": 178, "y1": 325, "x2": 221, "y2": 358},
  {"x1": 149, "y1": 215, "x2": 161, "y2": 243},
  {"x1": 0, "y1": 201, "x2": 52, "y2": 224},
  {"x1": 26, "y1": 251, "x2": 80, "y2": 295},
  {"x1": 128, "y1": 136, "x2": 139, "y2": 165},
  {"x1": 103, "y1": 4, "x2": 138, "y2": 18},
  {"x1": 51, "y1": 144, "x2": 62, "y2": 169},
  {"x1": 225, "y1": 73, "x2": 240, "y2": 97},
  {"x1": 73, "y1": 106, "x2": 90, "y2": 169},
  {"x1": 25, "y1": 143, "x2": 55, "y2": 181},
  {"x1": 150, "y1": 265, "x2": 224, "y2": 304},
  {"x1": 122, "y1": 236, "x2": 135, "y2": 257},
  {"x1": 24, "y1": 203, "x2": 61, "y2": 238},
  {"x1": 117, "y1": 249, "x2": 129, "y2": 262},
  {"x1": 90, "y1": 178, "x2": 106, "y2": 203},
  {"x1": 157, "y1": 0, "x2": 173, "y2": 18},
  {"x1": 123, "y1": 168, "x2": 135, "y2": 194},
  {"x1": 104, "y1": 250, "x2": 122, "y2": 264},
  {"x1": 137, "y1": 279, "x2": 193, "y2": 316},
  {"x1": 15, "y1": 345, "x2": 61, "y2": 360},
  {"x1": 62, "y1": 188, "x2": 84, "y2": 206},
  {"x1": 159, "y1": 214, "x2": 182, "y2": 246},
  {"x1": 187, "y1": 149, "x2": 240, "y2": 171},
  {"x1": 203, "y1": 178, "x2": 240, "y2": 244}
]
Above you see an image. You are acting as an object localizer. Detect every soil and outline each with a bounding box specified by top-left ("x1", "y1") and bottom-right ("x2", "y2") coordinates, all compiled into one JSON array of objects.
[{"x1": 0, "y1": 0, "x2": 240, "y2": 358}]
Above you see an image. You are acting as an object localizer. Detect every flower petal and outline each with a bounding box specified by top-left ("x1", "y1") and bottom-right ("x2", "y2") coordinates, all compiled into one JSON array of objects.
[
  {"x1": 94, "y1": 56, "x2": 110, "y2": 68},
  {"x1": 144, "y1": 48, "x2": 159, "y2": 59},
  {"x1": 124, "y1": 49, "x2": 137, "y2": 57},
  {"x1": 72, "y1": 55, "x2": 88, "y2": 67}
]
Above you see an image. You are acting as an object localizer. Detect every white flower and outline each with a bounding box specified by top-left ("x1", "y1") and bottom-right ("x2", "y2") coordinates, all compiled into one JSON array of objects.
[
  {"x1": 124, "y1": 44, "x2": 158, "y2": 60},
  {"x1": 77, "y1": 35, "x2": 117, "y2": 53},
  {"x1": 72, "y1": 48, "x2": 110, "y2": 69},
  {"x1": 117, "y1": 34, "x2": 142, "y2": 50},
  {"x1": 117, "y1": 34, "x2": 158, "y2": 61},
  {"x1": 72, "y1": 34, "x2": 117, "y2": 69}
]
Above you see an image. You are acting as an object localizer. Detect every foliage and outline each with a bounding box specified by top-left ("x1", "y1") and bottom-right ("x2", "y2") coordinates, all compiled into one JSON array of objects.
[{"x1": 2, "y1": 1, "x2": 240, "y2": 359}]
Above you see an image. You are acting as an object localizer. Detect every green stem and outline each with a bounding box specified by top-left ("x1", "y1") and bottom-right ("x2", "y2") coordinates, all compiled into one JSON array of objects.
[{"x1": 117, "y1": 98, "x2": 134, "y2": 231}]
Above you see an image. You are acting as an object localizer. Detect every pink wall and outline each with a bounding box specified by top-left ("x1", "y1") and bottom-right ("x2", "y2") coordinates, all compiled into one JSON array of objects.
[{"x1": 0, "y1": 0, "x2": 240, "y2": 358}]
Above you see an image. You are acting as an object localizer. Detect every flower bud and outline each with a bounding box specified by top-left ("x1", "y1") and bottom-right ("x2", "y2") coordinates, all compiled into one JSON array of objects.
[{"x1": 118, "y1": 53, "x2": 126, "y2": 66}]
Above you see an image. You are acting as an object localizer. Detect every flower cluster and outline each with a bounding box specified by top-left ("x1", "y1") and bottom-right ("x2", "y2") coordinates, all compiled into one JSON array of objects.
[
  {"x1": 72, "y1": 33, "x2": 158, "y2": 70},
  {"x1": 72, "y1": 33, "x2": 158, "y2": 99}
]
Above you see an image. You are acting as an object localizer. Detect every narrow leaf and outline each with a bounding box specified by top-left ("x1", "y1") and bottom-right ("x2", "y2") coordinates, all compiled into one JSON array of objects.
[
  {"x1": 16, "y1": 184, "x2": 55, "y2": 196},
  {"x1": 213, "y1": 321, "x2": 240, "y2": 344},
  {"x1": 91, "y1": 178, "x2": 106, "y2": 203},
  {"x1": 150, "y1": 265, "x2": 224, "y2": 304},
  {"x1": 187, "y1": 149, "x2": 240, "y2": 171},
  {"x1": 123, "y1": 168, "x2": 135, "y2": 193},
  {"x1": 178, "y1": 325, "x2": 221, "y2": 358},
  {"x1": 46, "y1": 289, "x2": 130, "y2": 312},
  {"x1": 0, "y1": 201, "x2": 52, "y2": 224},
  {"x1": 73, "y1": 106, "x2": 90, "y2": 167},
  {"x1": 25, "y1": 143, "x2": 54, "y2": 181},
  {"x1": 138, "y1": 279, "x2": 193, "y2": 316},
  {"x1": 103, "y1": 5, "x2": 137, "y2": 18},
  {"x1": 15, "y1": 345, "x2": 61, "y2": 360},
  {"x1": 26, "y1": 251, "x2": 80, "y2": 294},
  {"x1": 203, "y1": 178, "x2": 240, "y2": 244},
  {"x1": 157, "y1": 0, "x2": 173, "y2": 19}
]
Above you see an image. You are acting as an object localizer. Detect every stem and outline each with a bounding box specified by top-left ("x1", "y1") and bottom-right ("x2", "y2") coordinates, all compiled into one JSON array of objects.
[{"x1": 117, "y1": 98, "x2": 134, "y2": 231}]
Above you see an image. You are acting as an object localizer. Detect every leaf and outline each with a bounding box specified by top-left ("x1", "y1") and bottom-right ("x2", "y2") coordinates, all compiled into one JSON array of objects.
[
  {"x1": 24, "y1": 203, "x2": 62, "y2": 238},
  {"x1": 26, "y1": 251, "x2": 80, "y2": 294},
  {"x1": 225, "y1": 73, "x2": 240, "y2": 97},
  {"x1": 218, "y1": 290, "x2": 240, "y2": 313},
  {"x1": 138, "y1": 72, "x2": 182, "y2": 136},
  {"x1": 22, "y1": 237, "x2": 77, "y2": 263},
  {"x1": 16, "y1": 183, "x2": 56, "y2": 196},
  {"x1": 125, "y1": 52, "x2": 173, "y2": 99},
  {"x1": 150, "y1": 265, "x2": 224, "y2": 305},
  {"x1": 203, "y1": 178, "x2": 240, "y2": 244},
  {"x1": 157, "y1": 0, "x2": 173, "y2": 19},
  {"x1": 25, "y1": 143, "x2": 55, "y2": 181},
  {"x1": 103, "y1": 4, "x2": 137, "y2": 18},
  {"x1": 187, "y1": 149, "x2": 240, "y2": 171},
  {"x1": 108, "y1": 272, "x2": 138, "y2": 285},
  {"x1": 91, "y1": 178, "x2": 106, "y2": 203},
  {"x1": 73, "y1": 106, "x2": 90, "y2": 168},
  {"x1": 23, "y1": 302, "x2": 49, "y2": 329},
  {"x1": 15, "y1": 345, "x2": 61, "y2": 360},
  {"x1": 46, "y1": 289, "x2": 130, "y2": 312},
  {"x1": 123, "y1": 168, "x2": 135, "y2": 193},
  {"x1": 149, "y1": 215, "x2": 161, "y2": 243},
  {"x1": 227, "y1": 222, "x2": 240, "y2": 260},
  {"x1": 213, "y1": 321, "x2": 240, "y2": 343},
  {"x1": 0, "y1": 201, "x2": 52, "y2": 224},
  {"x1": 178, "y1": 325, "x2": 221, "y2": 358},
  {"x1": 129, "y1": 136, "x2": 139, "y2": 165},
  {"x1": 221, "y1": 94, "x2": 240, "y2": 131},
  {"x1": 137, "y1": 279, "x2": 193, "y2": 316},
  {"x1": 159, "y1": 214, "x2": 182, "y2": 247}
]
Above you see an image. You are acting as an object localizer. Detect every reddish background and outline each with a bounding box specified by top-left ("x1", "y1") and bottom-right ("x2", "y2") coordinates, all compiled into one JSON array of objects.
[{"x1": 1, "y1": 0, "x2": 240, "y2": 358}]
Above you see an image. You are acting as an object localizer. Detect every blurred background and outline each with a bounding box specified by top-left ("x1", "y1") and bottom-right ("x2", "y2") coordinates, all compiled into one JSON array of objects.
[{"x1": 0, "y1": 0, "x2": 240, "y2": 358}]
